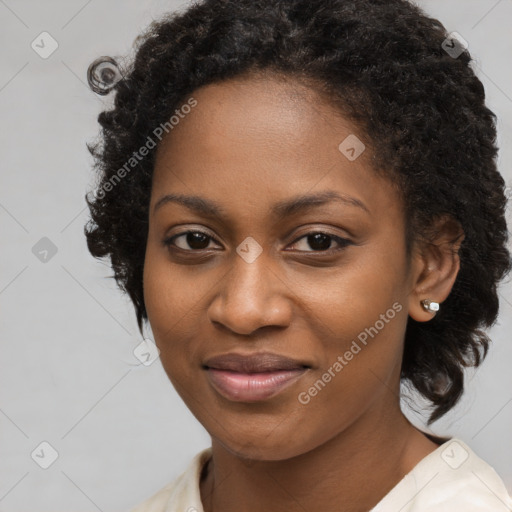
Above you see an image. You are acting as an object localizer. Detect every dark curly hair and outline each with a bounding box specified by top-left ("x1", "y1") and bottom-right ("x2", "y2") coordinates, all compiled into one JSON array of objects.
[{"x1": 84, "y1": 0, "x2": 511, "y2": 424}]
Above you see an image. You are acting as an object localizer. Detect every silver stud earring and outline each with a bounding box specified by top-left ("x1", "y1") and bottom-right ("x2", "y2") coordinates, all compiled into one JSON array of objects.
[{"x1": 421, "y1": 299, "x2": 439, "y2": 313}]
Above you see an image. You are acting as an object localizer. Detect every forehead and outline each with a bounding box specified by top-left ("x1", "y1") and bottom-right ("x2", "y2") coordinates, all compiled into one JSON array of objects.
[
  {"x1": 151, "y1": 73, "x2": 402, "y2": 223},
  {"x1": 154, "y1": 72, "x2": 355, "y2": 164}
]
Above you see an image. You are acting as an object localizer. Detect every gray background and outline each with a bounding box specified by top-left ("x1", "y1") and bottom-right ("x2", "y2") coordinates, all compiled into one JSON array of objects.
[{"x1": 0, "y1": 0, "x2": 511, "y2": 510}]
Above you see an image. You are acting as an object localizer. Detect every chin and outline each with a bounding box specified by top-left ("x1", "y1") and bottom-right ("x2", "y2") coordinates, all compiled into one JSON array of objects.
[{"x1": 213, "y1": 429, "x2": 319, "y2": 463}]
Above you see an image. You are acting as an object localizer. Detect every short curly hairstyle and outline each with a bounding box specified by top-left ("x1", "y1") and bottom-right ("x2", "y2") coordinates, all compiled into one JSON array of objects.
[{"x1": 84, "y1": 0, "x2": 511, "y2": 424}]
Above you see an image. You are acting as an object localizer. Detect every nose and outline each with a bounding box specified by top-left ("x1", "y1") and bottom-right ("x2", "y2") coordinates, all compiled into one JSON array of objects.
[{"x1": 207, "y1": 249, "x2": 292, "y2": 336}]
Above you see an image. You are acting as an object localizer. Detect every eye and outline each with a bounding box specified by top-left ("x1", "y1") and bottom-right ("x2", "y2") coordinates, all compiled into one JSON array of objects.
[
  {"x1": 163, "y1": 230, "x2": 219, "y2": 251},
  {"x1": 163, "y1": 230, "x2": 353, "y2": 254},
  {"x1": 288, "y1": 232, "x2": 352, "y2": 253}
]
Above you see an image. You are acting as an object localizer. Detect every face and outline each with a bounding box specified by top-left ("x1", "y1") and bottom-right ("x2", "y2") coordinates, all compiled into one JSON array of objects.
[{"x1": 143, "y1": 73, "x2": 417, "y2": 461}]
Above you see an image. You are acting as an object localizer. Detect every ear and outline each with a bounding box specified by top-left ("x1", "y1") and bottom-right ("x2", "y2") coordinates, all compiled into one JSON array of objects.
[{"x1": 408, "y1": 214, "x2": 465, "y2": 322}]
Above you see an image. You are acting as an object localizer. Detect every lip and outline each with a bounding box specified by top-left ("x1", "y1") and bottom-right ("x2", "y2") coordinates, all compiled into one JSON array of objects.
[
  {"x1": 203, "y1": 352, "x2": 310, "y2": 402},
  {"x1": 204, "y1": 352, "x2": 309, "y2": 373}
]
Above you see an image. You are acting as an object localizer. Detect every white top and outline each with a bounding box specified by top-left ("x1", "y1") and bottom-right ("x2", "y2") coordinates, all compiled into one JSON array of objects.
[{"x1": 130, "y1": 438, "x2": 512, "y2": 512}]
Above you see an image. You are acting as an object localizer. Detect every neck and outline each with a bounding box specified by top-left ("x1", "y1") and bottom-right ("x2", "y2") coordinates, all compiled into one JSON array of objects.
[{"x1": 200, "y1": 401, "x2": 439, "y2": 512}]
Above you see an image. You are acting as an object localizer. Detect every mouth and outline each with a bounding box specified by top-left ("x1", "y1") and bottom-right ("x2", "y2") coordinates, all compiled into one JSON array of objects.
[{"x1": 203, "y1": 352, "x2": 311, "y2": 402}]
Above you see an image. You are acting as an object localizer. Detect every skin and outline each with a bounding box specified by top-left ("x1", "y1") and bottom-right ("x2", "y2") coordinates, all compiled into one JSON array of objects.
[{"x1": 143, "y1": 72, "x2": 465, "y2": 512}]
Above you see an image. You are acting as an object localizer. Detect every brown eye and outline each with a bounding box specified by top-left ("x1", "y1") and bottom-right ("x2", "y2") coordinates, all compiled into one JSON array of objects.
[
  {"x1": 164, "y1": 231, "x2": 218, "y2": 251},
  {"x1": 305, "y1": 233, "x2": 332, "y2": 251},
  {"x1": 290, "y1": 232, "x2": 352, "y2": 253}
]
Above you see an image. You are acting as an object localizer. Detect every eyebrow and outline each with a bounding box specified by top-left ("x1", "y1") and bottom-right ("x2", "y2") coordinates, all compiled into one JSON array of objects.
[{"x1": 153, "y1": 190, "x2": 370, "y2": 219}]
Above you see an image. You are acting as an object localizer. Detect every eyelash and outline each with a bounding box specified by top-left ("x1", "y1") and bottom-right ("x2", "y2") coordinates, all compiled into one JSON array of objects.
[{"x1": 162, "y1": 230, "x2": 353, "y2": 255}]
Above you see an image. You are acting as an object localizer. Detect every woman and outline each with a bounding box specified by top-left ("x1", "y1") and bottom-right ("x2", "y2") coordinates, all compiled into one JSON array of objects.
[{"x1": 85, "y1": 0, "x2": 512, "y2": 510}]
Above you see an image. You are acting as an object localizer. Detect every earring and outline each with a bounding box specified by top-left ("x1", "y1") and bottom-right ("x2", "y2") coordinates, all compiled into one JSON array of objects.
[{"x1": 421, "y1": 299, "x2": 439, "y2": 313}]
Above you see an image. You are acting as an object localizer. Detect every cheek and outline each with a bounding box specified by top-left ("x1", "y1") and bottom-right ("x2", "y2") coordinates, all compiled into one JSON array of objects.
[
  {"x1": 291, "y1": 244, "x2": 408, "y2": 420},
  {"x1": 143, "y1": 243, "x2": 203, "y2": 335},
  {"x1": 142, "y1": 246, "x2": 218, "y2": 389},
  {"x1": 293, "y1": 307, "x2": 407, "y2": 450},
  {"x1": 293, "y1": 239, "x2": 406, "y2": 342},
  {"x1": 142, "y1": 248, "x2": 191, "y2": 369}
]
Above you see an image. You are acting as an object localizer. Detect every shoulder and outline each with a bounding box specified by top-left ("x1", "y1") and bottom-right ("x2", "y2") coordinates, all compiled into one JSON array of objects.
[
  {"x1": 372, "y1": 438, "x2": 512, "y2": 512},
  {"x1": 129, "y1": 447, "x2": 212, "y2": 512}
]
